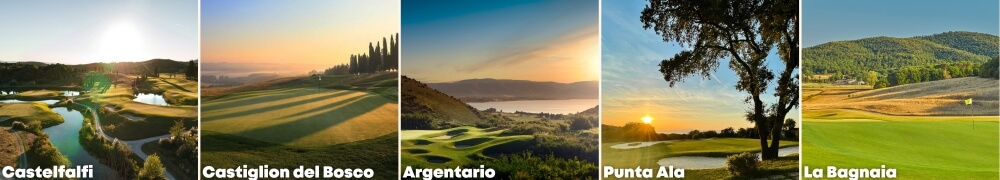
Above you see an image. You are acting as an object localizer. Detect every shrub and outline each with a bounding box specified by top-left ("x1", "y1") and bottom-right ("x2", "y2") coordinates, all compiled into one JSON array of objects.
[
  {"x1": 401, "y1": 113, "x2": 436, "y2": 130},
  {"x1": 726, "y1": 152, "x2": 759, "y2": 176},
  {"x1": 11, "y1": 121, "x2": 27, "y2": 130},
  {"x1": 470, "y1": 152, "x2": 598, "y2": 179},
  {"x1": 569, "y1": 116, "x2": 595, "y2": 130},
  {"x1": 137, "y1": 154, "x2": 167, "y2": 180},
  {"x1": 27, "y1": 136, "x2": 71, "y2": 167}
]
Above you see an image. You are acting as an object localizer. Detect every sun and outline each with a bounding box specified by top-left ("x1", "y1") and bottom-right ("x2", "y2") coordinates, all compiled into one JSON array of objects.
[
  {"x1": 97, "y1": 21, "x2": 144, "y2": 62},
  {"x1": 641, "y1": 115, "x2": 653, "y2": 124}
]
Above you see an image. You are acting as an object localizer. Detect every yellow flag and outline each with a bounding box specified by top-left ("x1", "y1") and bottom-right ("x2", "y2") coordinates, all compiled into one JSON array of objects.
[{"x1": 965, "y1": 98, "x2": 972, "y2": 105}]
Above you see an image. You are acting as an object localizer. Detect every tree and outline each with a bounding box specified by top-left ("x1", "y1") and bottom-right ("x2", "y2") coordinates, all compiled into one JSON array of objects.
[
  {"x1": 783, "y1": 118, "x2": 795, "y2": 131},
  {"x1": 721, "y1": 127, "x2": 736, "y2": 137},
  {"x1": 981, "y1": 57, "x2": 999, "y2": 79},
  {"x1": 865, "y1": 71, "x2": 878, "y2": 86},
  {"x1": 137, "y1": 154, "x2": 167, "y2": 180},
  {"x1": 170, "y1": 119, "x2": 185, "y2": 138},
  {"x1": 391, "y1": 33, "x2": 400, "y2": 71},
  {"x1": 687, "y1": 130, "x2": 701, "y2": 139},
  {"x1": 367, "y1": 43, "x2": 375, "y2": 73},
  {"x1": 382, "y1": 37, "x2": 389, "y2": 72},
  {"x1": 185, "y1": 60, "x2": 197, "y2": 80},
  {"x1": 641, "y1": 0, "x2": 798, "y2": 160},
  {"x1": 349, "y1": 55, "x2": 357, "y2": 74}
]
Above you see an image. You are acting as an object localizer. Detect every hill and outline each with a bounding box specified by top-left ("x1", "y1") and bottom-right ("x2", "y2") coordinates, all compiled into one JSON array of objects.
[
  {"x1": 426, "y1": 79, "x2": 598, "y2": 101},
  {"x1": 401, "y1": 76, "x2": 483, "y2": 127},
  {"x1": 803, "y1": 31, "x2": 998, "y2": 75},
  {"x1": 601, "y1": 123, "x2": 658, "y2": 143},
  {"x1": 579, "y1": 105, "x2": 599, "y2": 115},
  {"x1": 804, "y1": 77, "x2": 999, "y2": 116},
  {"x1": 75, "y1": 59, "x2": 192, "y2": 74}
]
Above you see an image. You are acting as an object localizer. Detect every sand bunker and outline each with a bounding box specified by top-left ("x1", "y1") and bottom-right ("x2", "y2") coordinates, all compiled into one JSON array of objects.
[
  {"x1": 610, "y1": 140, "x2": 676, "y2": 149},
  {"x1": 120, "y1": 113, "x2": 145, "y2": 121},
  {"x1": 656, "y1": 146, "x2": 799, "y2": 169}
]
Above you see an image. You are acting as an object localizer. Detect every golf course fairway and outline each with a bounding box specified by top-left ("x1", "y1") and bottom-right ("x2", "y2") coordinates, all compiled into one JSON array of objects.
[
  {"x1": 803, "y1": 109, "x2": 999, "y2": 179},
  {"x1": 202, "y1": 87, "x2": 397, "y2": 146},
  {"x1": 400, "y1": 126, "x2": 534, "y2": 167}
]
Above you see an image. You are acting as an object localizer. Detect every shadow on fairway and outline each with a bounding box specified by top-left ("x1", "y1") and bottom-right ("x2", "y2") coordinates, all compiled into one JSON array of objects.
[
  {"x1": 201, "y1": 90, "x2": 355, "y2": 122},
  {"x1": 230, "y1": 94, "x2": 390, "y2": 144}
]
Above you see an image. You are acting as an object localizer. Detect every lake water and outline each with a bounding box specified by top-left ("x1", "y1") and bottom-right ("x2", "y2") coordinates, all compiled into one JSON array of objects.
[
  {"x1": 44, "y1": 107, "x2": 121, "y2": 179},
  {"x1": 62, "y1": 91, "x2": 80, "y2": 96},
  {"x1": 0, "y1": 99, "x2": 60, "y2": 105},
  {"x1": 656, "y1": 146, "x2": 800, "y2": 169},
  {"x1": 133, "y1": 93, "x2": 168, "y2": 106},
  {"x1": 467, "y1": 99, "x2": 598, "y2": 114}
]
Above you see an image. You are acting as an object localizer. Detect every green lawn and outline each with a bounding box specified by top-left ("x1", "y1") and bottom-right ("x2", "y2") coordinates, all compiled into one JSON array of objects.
[
  {"x1": 803, "y1": 120, "x2": 999, "y2": 179},
  {"x1": 202, "y1": 87, "x2": 397, "y2": 146},
  {"x1": 200, "y1": 73, "x2": 399, "y2": 179},
  {"x1": 0, "y1": 102, "x2": 64, "y2": 128},
  {"x1": 400, "y1": 126, "x2": 534, "y2": 168},
  {"x1": 200, "y1": 131, "x2": 398, "y2": 179},
  {"x1": 602, "y1": 138, "x2": 799, "y2": 179}
]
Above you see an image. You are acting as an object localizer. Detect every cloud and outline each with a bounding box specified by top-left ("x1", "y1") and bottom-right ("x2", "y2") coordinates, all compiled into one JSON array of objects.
[{"x1": 457, "y1": 24, "x2": 598, "y2": 73}]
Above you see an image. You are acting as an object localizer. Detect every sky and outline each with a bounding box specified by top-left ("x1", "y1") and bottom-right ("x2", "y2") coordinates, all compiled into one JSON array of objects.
[
  {"x1": 402, "y1": 0, "x2": 599, "y2": 83},
  {"x1": 201, "y1": 0, "x2": 400, "y2": 71},
  {"x1": 0, "y1": 0, "x2": 198, "y2": 64},
  {"x1": 602, "y1": 0, "x2": 800, "y2": 133},
  {"x1": 804, "y1": 0, "x2": 999, "y2": 47}
]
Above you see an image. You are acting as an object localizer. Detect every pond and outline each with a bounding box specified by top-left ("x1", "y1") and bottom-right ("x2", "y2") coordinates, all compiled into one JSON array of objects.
[
  {"x1": 133, "y1": 93, "x2": 168, "y2": 106},
  {"x1": 44, "y1": 107, "x2": 122, "y2": 179},
  {"x1": 61, "y1": 91, "x2": 80, "y2": 96},
  {"x1": 656, "y1": 146, "x2": 799, "y2": 169},
  {"x1": 0, "y1": 99, "x2": 60, "y2": 105}
]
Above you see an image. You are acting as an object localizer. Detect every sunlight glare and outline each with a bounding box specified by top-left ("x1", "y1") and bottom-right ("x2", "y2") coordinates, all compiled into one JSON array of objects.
[
  {"x1": 97, "y1": 21, "x2": 144, "y2": 62},
  {"x1": 641, "y1": 115, "x2": 653, "y2": 124}
]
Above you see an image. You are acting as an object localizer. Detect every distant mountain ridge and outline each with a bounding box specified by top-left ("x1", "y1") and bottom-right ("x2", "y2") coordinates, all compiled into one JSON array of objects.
[
  {"x1": 426, "y1": 78, "x2": 599, "y2": 100},
  {"x1": 0, "y1": 59, "x2": 190, "y2": 75},
  {"x1": 804, "y1": 31, "x2": 998, "y2": 74}
]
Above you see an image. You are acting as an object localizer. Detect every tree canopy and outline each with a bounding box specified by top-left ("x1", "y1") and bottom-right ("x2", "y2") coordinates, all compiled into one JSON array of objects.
[{"x1": 640, "y1": 0, "x2": 798, "y2": 159}]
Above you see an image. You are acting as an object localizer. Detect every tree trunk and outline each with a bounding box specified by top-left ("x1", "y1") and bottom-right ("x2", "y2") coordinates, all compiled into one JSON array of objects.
[{"x1": 762, "y1": 118, "x2": 782, "y2": 160}]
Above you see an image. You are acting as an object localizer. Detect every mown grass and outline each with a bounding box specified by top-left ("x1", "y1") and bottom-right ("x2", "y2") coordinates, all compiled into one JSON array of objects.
[
  {"x1": 0, "y1": 102, "x2": 64, "y2": 128},
  {"x1": 803, "y1": 109, "x2": 999, "y2": 122},
  {"x1": 149, "y1": 77, "x2": 198, "y2": 106},
  {"x1": 77, "y1": 83, "x2": 197, "y2": 140},
  {"x1": 400, "y1": 126, "x2": 534, "y2": 167},
  {"x1": 803, "y1": 115, "x2": 999, "y2": 179},
  {"x1": 202, "y1": 87, "x2": 397, "y2": 146},
  {"x1": 0, "y1": 90, "x2": 65, "y2": 101},
  {"x1": 201, "y1": 73, "x2": 398, "y2": 178},
  {"x1": 200, "y1": 131, "x2": 398, "y2": 179},
  {"x1": 602, "y1": 138, "x2": 799, "y2": 180},
  {"x1": 677, "y1": 155, "x2": 798, "y2": 180}
]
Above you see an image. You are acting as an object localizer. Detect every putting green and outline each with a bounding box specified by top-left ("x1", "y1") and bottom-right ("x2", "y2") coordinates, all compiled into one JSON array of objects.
[
  {"x1": 400, "y1": 126, "x2": 534, "y2": 167},
  {"x1": 202, "y1": 87, "x2": 397, "y2": 146},
  {"x1": 803, "y1": 110, "x2": 999, "y2": 179}
]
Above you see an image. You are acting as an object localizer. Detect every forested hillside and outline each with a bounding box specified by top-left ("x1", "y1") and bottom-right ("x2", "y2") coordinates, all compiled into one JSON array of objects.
[
  {"x1": 803, "y1": 31, "x2": 998, "y2": 87},
  {"x1": 804, "y1": 31, "x2": 997, "y2": 75}
]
